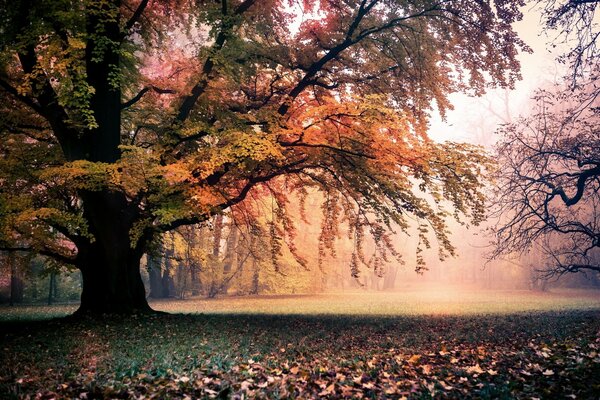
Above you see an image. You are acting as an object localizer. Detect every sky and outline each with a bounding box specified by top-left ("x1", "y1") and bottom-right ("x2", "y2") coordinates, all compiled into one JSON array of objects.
[{"x1": 428, "y1": 4, "x2": 566, "y2": 145}]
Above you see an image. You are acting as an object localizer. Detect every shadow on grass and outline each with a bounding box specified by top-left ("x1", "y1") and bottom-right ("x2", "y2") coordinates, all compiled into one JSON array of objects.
[{"x1": 1, "y1": 309, "x2": 599, "y2": 399}]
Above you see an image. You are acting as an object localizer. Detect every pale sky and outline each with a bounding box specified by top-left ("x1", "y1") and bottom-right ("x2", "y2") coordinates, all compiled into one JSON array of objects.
[{"x1": 428, "y1": 4, "x2": 566, "y2": 145}]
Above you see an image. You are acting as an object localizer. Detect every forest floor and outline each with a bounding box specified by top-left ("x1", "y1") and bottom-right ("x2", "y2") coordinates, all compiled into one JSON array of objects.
[{"x1": 1, "y1": 288, "x2": 600, "y2": 398}]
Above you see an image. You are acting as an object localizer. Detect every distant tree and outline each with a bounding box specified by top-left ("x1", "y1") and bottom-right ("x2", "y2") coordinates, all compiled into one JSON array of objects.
[
  {"x1": 0, "y1": 0, "x2": 526, "y2": 314},
  {"x1": 7, "y1": 251, "x2": 24, "y2": 305}
]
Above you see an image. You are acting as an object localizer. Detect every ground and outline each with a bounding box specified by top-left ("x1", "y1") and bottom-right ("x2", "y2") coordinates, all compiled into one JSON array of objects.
[{"x1": 1, "y1": 287, "x2": 600, "y2": 399}]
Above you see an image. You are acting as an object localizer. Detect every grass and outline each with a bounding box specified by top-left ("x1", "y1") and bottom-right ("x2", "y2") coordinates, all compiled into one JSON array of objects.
[
  {"x1": 1, "y1": 287, "x2": 600, "y2": 398},
  {"x1": 150, "y1": 287, "x2": 600, "y2": 316}
]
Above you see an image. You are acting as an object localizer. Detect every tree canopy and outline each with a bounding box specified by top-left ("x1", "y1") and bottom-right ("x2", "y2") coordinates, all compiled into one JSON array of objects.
[{"x1": 0, "y1": 0, "x2": 527, "y2": 313}]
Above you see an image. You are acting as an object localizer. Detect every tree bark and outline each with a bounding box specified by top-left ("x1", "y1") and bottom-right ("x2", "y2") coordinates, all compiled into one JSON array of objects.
[
  {"x1": 73, "y1": 1, "x2": 154, "y2": 314},
  {"x1": 77, "y1": 241, "x2": 149, "y2": 314},
  {"x1": 76, "y1": 191, "x2": 151, "y2": 314}
]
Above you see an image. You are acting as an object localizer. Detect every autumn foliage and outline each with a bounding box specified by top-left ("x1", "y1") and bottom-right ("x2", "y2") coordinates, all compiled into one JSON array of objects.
[{"x1": 0, "y1": 0, "x2": 526, "y2": 313}]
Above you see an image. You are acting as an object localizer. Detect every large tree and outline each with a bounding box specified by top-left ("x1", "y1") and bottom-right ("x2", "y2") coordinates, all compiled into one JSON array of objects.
[
  {"x1": 0, "y1": 0, "x2": 526, "y2": 314},
  {"x1": 492, "y1": 77, "x2": 600, "y2": 276},
  {"x1": 491, "y1": 0, "x2": 598, "y2": 277}
]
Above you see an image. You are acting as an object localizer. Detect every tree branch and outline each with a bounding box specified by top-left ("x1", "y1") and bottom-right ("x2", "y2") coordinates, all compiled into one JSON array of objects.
[
  {"x1": 279, "y1": 141, "x2": 376, "y2": 159},
  {"x1": 174, "y1": 0, "x2": 256, "y2": 123},
  {"x1": 124, "y1": 0, "x2": 150, "y2": 33},
  {"x1": 159, "y1": 157, "x2": 310, "y2": 231},
  {"x1": 121, "y1": 86, "x2": 176, "y2": 109},
  {"x1": 548, "y1": 165, "x2": 600, "y2": 206},
  {"x1": 0, "y1": 78, "x2": 44, "y2": 114},
  {"x1": 0, "y1": 245, "x2": 77, "y2": 266}
]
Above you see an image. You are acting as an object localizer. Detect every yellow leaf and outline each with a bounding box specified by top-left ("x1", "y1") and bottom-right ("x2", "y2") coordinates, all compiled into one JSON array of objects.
[{"x1": 408, "y1": 354, "x2": 421, "y2": 364}]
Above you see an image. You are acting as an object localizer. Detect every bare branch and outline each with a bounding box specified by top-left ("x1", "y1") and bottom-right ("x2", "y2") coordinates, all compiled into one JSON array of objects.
[{"x1": 121, "y1": 86, "x2": 176, "y2": 109}]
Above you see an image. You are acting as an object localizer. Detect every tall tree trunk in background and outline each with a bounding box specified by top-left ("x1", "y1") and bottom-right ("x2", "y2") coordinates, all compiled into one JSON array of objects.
[
  {"x1": 190, "y1": 265, "x2": 200, "y2": 296},
  {"x1": 48, "y1": 271, "x2": 56, "y2": 305},
  {"x1": 250, "y1": 258, "x2": 260, "y2": 295},
  {"x1": 220, "y1": 225, "x2": 239, "y2": 295},
  {"x1": 382, "y1": 265, "x2": 399, "y2": 290},
  {"x1": 212, "y1": 215, "x2": 224, "y2": 258},
  {"x1": 185, "y1": 225, "x2": 203, "y2": 296},
  {"x1": 147, "y1": 248, "x2": 164, "y2": 298},
  {"x1": 223, "y1": 225, "x2": 238, "y2": 274},
  {"x1": 9, "y1": 252, "x2": 24, "y2": 306},
  {"x1": 161, "y1": 233, "x2": 175, "y2": 298},
  {"x1": 207, "y1": 215, "x2": 224, "y2": 298},
  {"x1": 177, "y1": 259, "x2": 187, "y2": 299}
]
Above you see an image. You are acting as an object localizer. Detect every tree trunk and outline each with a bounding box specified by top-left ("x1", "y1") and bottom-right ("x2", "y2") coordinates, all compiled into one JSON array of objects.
[
  {"x1": 48, "y1": 271, "x2": 56, "y2": 305},
  {"x1": 77, "y1": 241, "x2": 149, "y2": 314},
  {"x1": 190, "y1": 263, "x2": 201, "y2": 296},
  {"x1": 161, "y1": 233, "x2": 176, "y2": 298},
  {"x1": 383, "y1": 265, "x2": 399, "y2": 290},
  {"x1": 223, "y1": 225, "x2": 238, "y2": 274},
  {"x1": 9, "y1": 252, "x2": 24, "y2": 306},
  {"x1": 250, "y1": 258, "x2": 260, "y2": 295},
  {"x1": 212, "y1": 214, "x2": 224, "y2": 258},
  {"x1": 73, "y1": 1, "x2": 151, "y2": 315},
  {"x1": 76, "y1": 191, "x2": 151, "y2": 314},
  {"x1": 147, "y1": 251, "x2": 164, "y2": 299},
  {"x1": 181, "y1": 225, "x2": 202, "y2": 296}
]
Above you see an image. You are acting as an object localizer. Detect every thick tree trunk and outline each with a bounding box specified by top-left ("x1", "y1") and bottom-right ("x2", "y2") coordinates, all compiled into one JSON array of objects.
[
  {"x1": 72, "y1": 1, "x2": 150, "y2": 315},
  {"x1": 76, "y1": 191, "x2": 151, "y2": 314},
  {"x1": 77, "y1": 242, "x2": 150, "y2": 314}
]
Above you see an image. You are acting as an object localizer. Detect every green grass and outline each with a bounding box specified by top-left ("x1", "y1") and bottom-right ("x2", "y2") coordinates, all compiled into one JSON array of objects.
[
  {"x1": 150, "y1": 287, "x2": 600, "y2": 316},
  {"x1": 1, "y1": 288, "x2": 600, "y2": 398},
  {"x1": 3, "y1": 287, "x2": 599, "y2": 322}
]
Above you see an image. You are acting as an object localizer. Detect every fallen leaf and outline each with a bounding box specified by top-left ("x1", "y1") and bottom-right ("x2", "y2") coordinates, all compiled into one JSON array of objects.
[
  {"x1": 408, "y1": 354, "x2": 421, "y2": 364},
  {"x1": 466, "y1": 364, "x2": 484, "y2": 374},
  {"x1": 542, "y1": 369, "x2": 554, "y2": 376}
]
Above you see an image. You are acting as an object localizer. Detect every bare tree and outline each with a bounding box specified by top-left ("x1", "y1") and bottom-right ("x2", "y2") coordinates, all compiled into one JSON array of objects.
[
  {"x1": 491, "y1": 79, "x2": 600, "y2": 277},
  {"x1": 537, "y1": 0, "x2": 599, "y2": 85}
]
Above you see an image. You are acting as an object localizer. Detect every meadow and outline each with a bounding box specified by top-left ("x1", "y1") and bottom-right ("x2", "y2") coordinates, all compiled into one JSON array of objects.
[{"x1": 1, "y1": 287, "x2": 600, "y2": 398}]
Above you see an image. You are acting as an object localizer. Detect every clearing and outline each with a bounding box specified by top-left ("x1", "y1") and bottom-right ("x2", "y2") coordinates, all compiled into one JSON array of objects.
[{"x1": 1, "y1": 287, "x2": 599, "y2": 398}]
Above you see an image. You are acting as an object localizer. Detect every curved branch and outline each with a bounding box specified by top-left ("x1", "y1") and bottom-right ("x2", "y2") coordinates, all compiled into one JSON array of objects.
[
  {"x1": 121, "y1": 86, "x2": 176, "y2": 109},
  {"x1": 279, "y1": 141, "x2": 376, "y2": 159},
  {"x1": 175, "y1": 0, "x2": 256, "y2": 123},
  {"x1": 547, "y1": 165, "x2": 600, "y2": 206}
]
